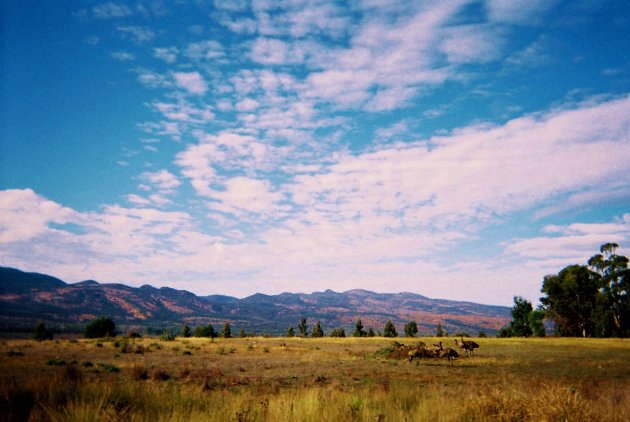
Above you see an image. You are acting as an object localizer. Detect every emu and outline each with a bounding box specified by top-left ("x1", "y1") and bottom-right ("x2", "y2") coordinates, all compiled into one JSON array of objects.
[
  {"x1": 435, "y1": 341, "x2": 459, "y2": 366},
  {"x1": 455, "y1": 337, "x2": 479, "y2": 357},
  {"x1": 440, "y1": 347, "x2": 459, "y2": 366}
]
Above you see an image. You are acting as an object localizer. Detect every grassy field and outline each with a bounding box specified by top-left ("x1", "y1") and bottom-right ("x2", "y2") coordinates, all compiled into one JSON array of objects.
[{"x1": 1, "y1": 336, "x2": 630, "y2": 421}]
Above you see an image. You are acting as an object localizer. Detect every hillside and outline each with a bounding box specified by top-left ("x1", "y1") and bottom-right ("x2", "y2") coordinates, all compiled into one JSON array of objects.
[{"x1": 0, "y1": 267, "x2": 510, "y2": 335}]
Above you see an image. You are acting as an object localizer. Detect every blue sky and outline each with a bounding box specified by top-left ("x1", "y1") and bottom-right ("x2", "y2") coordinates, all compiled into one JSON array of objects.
[{"x1": 1, "y1": 0, "x2": 630, "y2": 306}]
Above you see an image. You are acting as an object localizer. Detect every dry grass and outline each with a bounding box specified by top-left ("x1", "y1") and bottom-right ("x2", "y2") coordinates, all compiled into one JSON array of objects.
[{"x1": 1, "y1": 336, "x2": 630, "y2": 421}]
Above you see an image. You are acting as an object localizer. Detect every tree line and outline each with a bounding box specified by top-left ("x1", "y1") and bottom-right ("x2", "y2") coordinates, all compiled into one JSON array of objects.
[
  {"x1": 503, "y1": 242, "x2": 629, "y2": 338},
  {"x1": 33, "y1": 316, "x2": 474, "y2": 341}
]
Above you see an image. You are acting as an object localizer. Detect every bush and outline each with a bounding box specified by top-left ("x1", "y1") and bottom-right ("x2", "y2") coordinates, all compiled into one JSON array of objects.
[
  {"x1": 160, "y1": 329, "x2": 176, "y2": 341},
  {"x1": 152, "y1": 368, "x2": 171, "y2": 381},
  {"x1": 127, "y1": 330, "x2": 142, "y2": 338},
  {"x1": 131, "y1": 364, "x2": 148, "y2": 380},
  {"x1": 84, "y1": 317, "x2": 116, "y2": 338},
  {"x1": 98, "y1": 363, "x2": 120, "y2": 373}
]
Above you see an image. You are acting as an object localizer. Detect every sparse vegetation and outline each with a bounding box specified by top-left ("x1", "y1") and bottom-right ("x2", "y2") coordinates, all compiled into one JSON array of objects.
[{"x1": 1, "y1": 336, "x2": 629, "y2": 420}]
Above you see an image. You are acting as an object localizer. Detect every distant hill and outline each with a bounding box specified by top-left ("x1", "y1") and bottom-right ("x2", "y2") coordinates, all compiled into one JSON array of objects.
[{"x1": 0, "y1": 267, "x2": 510, "y2": 335}]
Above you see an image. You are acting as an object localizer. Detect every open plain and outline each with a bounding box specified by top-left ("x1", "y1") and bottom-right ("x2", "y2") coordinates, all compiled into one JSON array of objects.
[{"x1": 2, "y1": 336, "x2": 630, "y2": 421}]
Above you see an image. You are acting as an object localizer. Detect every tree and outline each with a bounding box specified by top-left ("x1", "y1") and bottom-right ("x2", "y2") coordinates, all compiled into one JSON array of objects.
[
  {"x1": 312, "y1": 321, "x2": 324, "y2": 337},
  {"x1": 33, "y1": 322, "x2": 53, "y2": 341},
  {"x1": 353, "y1": 318, "x2": 367, "y2": 337},
  {"x1": 404, "y1": 321, "x2": 418, "y2": 337},
  {"x1": 298, "y1": 317, "x2": 308, "y2": 337},
  {"x1": 181, "y1": 323, "x2": 192, "y2": 338},
  {"x1": 588, "y1": 243, "x2": 630, "y2": 337},
  {"x1": 541, "y1": 265, "x2": 599, "y2": 337},
  {"x1": 330, "y1": 327, "x2": 346, "y2": 337},
  {"x1": 435, "y1": 323, "x2": 445, "y2": 337},
  {"x1": 509, "y1": 296, "x2": 533, "y2": 337},
  {"x1": 286, "y1": 326, "x2": 295, "y2": 337},
  {"x1": 529, "y1": 309, "x2": 546, "y2": 337},
  {"x1": 84, "y1": 316, "x2": 116, "y2": 338},
  {"x1": 367, "y1": 327, "x2": 376, "y2": 337},
  {"x1": 383, "y1": 320, "x2": 397, "y2": 337},
  {"x1": 194, "y1": 324, "x2": 217, "y2": 338},
  {"x1": 222, "y1": 322, "x2": 232, "y2": 338}
]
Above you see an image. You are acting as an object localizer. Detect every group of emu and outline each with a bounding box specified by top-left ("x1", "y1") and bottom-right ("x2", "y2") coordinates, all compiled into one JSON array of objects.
[{"x1": 394, "y1": 337, "x2": 480, "y2": 366}]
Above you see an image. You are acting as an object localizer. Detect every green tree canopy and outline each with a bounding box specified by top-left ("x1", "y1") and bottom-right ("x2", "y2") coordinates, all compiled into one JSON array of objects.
[
  {"x1": 436, "y1": 323, "x2": 445, "y2": 337},
  {"x1": 353, "y1": 318, "x2": 367, "y2": 337},
  {"x1": 383, "y1": 320, "x2": 397, "y2": 337},
  {"x1": 330, "y1": 327, "x2": 346, "y2": 337},
  {"x1": 541, "y1": 264, "x2": 599, "y2": 337},
  {"x1": 509, "y1": 296, "x2": 533, "y2": 337},
  {"x1": 404, "y1": 321, "x2": 418, "y2": 337},
  {"x1": 312, "y1": 321, "x2": 324, "y2": 337},
  {"x1": 84, "y1": 316, "x2": 116, "y2": 338},
  {"x1": 529, "y1": 309, "x2": 546, "y2": 337},
  {"x1": 588, "y1": 242, "x2": 630, "y2": 337},
  {"x1": 181, "y1": 323, "x2": 192, "y2": 338},
  {"x1": 194, "y1": 324, "x2": 217, "y2": 338},
  {"x1": 33, "y1": 321, "x2": 53, "y2": 341},
  {"x1": 298, "y1": 317, "x2": 308, "y2": 337},
  {"x1": 286, "y1": 326, "x2": 295, "y2": 337},
  {"x1": 222, "y1": 322, "x2": 232, "y2": 338}
]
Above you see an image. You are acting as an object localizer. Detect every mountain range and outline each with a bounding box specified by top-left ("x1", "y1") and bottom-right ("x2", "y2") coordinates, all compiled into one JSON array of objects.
[{"x1": 0, "y1": 267, "x2": 511, "y2": 336}]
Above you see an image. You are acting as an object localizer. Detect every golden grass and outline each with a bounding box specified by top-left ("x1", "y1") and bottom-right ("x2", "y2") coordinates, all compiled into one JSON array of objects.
[{"x1": 2, "y1": 336, "x2": 630, "y2": 421}]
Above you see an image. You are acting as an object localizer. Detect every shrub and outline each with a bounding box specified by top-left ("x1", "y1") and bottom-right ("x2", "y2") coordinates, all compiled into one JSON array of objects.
[
  {"x1": 127, "y1": 330, "x2": 142, "y2": 338},
  {"x1": 160, "y1": 329, "x2": 176, "y2": 341},
  {"x1": 152, "y1": 367, "x2": 171, "y2": 381},
  {"x1": 98, "y1": 363, "x2": 120, "y2": 373},
  {"x1": 84, "y1": 317, "x2": 116, "y2": 338},
  {"x1": 46, "y1": 358, "x2": 66, "y2": 366},
  {"x1": 131, "y1": 364, "x2": 148, "y2": 380}
]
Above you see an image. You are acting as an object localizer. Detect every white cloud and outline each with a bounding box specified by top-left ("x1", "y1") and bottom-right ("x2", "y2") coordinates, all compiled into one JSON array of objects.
[
  {"x1": 117, "y1": 26, "x2": 155, "y2": 43},
  {"x1": 92, "y1": 3, "x2": 132, "y2": 19},
  {"x1": 211, "y1": 177, "x2": 284, "y2": 214},
  {"x1": 185, "y1": 40, "x2": 225, "y2": 61},
  {"x1": 235, "y1": 98, "x2": 260, "y2": 112},
  {"x1": 154, "y1": 47, "x2": 178, "y2": 63},
  {"x1": 111, "y1": 51, "x2": 135, "y2": 61},
  {"x1": 172, "y1": 71, "x2": 208, "y2": 95},
  {"x1": 486, "y1": 0, "x2": 560, "y2": 25},
  {"x1": 0, "y1": 189, "x2": 78, "y2": 243},
  {"x1": 140, "y1": 170, "x2": 181, "y2": 191}
]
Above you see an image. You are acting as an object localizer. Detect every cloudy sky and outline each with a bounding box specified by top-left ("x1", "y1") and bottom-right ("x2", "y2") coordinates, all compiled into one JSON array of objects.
[{"x1": 2, "y1": 0, "x2": 630, "y2": 305}]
